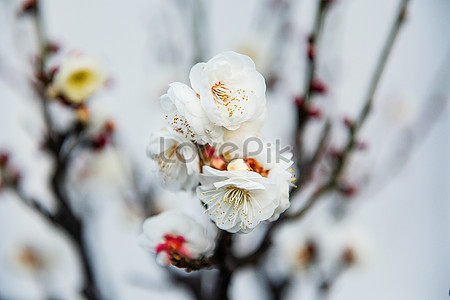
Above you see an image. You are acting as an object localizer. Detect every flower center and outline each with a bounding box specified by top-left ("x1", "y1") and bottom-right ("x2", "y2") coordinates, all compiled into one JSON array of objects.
[
  {"x1": 18, "y1": 246, "x2": 44, "y2": 271},
  {"x1": 211, "y1": 81, "x2": 251, "y2": 118},
  {"x1": 245, "y1": 158, "x2": 269, "y2": 177},
  {"x1": 155, "y1": 234, "x2": 190, "y2": 260},
  {"x1": 156, "y1": 145, "x2": 184, "y2": 173},
  {"x1": 69, "y1": 69, "x2": 91, "y2": 87},
  {"x1": 211, "y1": 82, "x2": 232, "y2": 105},
  {"x1": 224, "y1": 187, "x2": 250, "y2": 208}
]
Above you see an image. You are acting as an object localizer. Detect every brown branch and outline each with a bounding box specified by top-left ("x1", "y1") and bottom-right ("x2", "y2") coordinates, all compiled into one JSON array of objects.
[
  {"x1": 294, "y1": 0, "x2": 333, "y2": 180},
  {"x1": 238, "y1": 0, "x2": 411, "y2": 268},
  {"x1": 24, "y1": 3, "x2": 103, "y2": 299},
  {"x1": 293, "y1": 120, "x2": 331, "y2": 198},
  {"x1": 212, "y1": 231, "x2": 233, "y2": 300},
  {"x1": 289, "y1": 0, "x2": 411, "y2": 221}
]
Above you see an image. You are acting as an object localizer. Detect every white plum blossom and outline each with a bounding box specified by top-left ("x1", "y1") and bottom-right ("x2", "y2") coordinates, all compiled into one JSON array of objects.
[
  {"x1": 219, "y1": 138, "x2": 295, "y2": 221},
  {"x1": 146, "y1": 128, "x2": 200, "y2": 191},
  {"x1": 139, "y1": 211, "x2": 212, "y2": 266},
  {"x1": 197, "y1": 165, "x2": 280, "y2": 233},
  {"x1": 53, "y1": 55, "x2": 105, "y2": 103},
  {"x1": 161, "y1": 82, "x2": 224, "y2": 144},
  {"x1": 246, "y1": 140, "x2": 294, "y2": 221},
  {"x1": 190, "y1": 51, "x2": 266, "y2": 131},
  {"x1": 161, "y1": 52, "x2": 266, "y2": 144}
]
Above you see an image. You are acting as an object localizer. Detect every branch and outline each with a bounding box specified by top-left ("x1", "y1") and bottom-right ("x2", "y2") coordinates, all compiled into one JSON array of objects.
[
  {"x1": 290, "y1": 0, "x2": 411, "y2": 221},
  {"x1": 239, "y1": 0, "x2": 411, "y2": 267},
  {"x1": 294, "y1": 0, "x2": 333, "y2": 177},
  {"x1": 24, "y1": 2, "x2": 103, "y2": 299}
]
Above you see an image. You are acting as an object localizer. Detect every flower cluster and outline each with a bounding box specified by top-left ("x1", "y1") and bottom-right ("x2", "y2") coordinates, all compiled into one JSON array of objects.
[{"x1": 142, "y1": 51, "x2": 295, "y2": 265}]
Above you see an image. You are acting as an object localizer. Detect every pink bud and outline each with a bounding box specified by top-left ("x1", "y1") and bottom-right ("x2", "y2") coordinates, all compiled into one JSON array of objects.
[
  {"x1": 294, "y1": 95, "x2": 305, "y2": 107},
  {"x1": 307, "y1": 43, "x2": 316, "y2": 61},
  {"x1": 20, "y1": 0, "x2": 37, "y2": 15},
  {"x1": 311, "y1": 78, "x2": 327, "y2": 94},
  {"x1": 204, "y1": 144, "x2": 216, "y2": 159},
  {"x1": 308, "y1": 106, "x2": 322, "y2": 119},
  {"x1": 211, "y1": 157, "x2": 227, "y2": 171}
]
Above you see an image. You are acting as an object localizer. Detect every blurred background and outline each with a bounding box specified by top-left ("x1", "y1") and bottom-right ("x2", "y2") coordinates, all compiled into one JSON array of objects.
[{"x1": 0, "y1": 0, "x2": 449, "y2": 299}]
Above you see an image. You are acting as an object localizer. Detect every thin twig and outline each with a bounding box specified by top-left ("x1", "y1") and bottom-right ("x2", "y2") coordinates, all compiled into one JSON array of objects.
[
  {"x1": 289, "y1": 0, "x2": 411, "y2": 221},
  {"x1": 294, "y1": 0, "x2": 333, "y2": 177},
  {"x1": 240, "y1": 0, "x2": 411, "y2": 267}
]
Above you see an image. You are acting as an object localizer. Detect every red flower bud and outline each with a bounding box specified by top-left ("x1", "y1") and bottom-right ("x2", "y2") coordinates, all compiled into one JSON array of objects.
[
  {"x1": 211, "y1": 156, "x2": 227, "y2": 171},
  {"x1": 338, "y1": 182, "x2": 358, "y2": 197},
  {"x1": 307, "y1": 43, "x2": 316, "y2": 61},
  {"x1": 311, "y1": 78, "x2": 327, "y2": 94},
  {"x1": 0, "y1": 152, "x2": 10, "y2": 167},
  {"x1": 92, "y1": 133, "x2": 109, "y2": 150},
  {"x1": 294, "y1": 95, "x2": 305, "y2": 107},
  {"x1": 343, "y1": 117, "x2": 355, "y2": 128},
  {"x1": 20, "y1": 0, "x2": 37, "y2": 15},
  {"x1": 46, "y1": 42, "x2": 60, "y2": 54},
  {"x1": 328, "y1": 147, "x2": 343, "y2": 159},
  {"x1": 204, "y1": 144, "x2": 216, "y2": 159},
  {"x1": 308, "y1": 106, "x2": 322, "y2": 119}
]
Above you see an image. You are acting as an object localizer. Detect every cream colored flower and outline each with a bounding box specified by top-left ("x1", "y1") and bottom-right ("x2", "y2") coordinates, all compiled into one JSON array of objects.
[{"x1": 53, "y1": 55, "x2": 105, "y2": 103}]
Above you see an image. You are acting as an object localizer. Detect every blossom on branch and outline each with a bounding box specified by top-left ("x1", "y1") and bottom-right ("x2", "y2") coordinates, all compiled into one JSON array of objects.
[
  {"x1": 139, "y1": 211, "x2": 212, "y2": 266},
  {"x1": 161, "y1": 82, "x2": 224, "y2": 144},
  {"x1": 197, "y1": 139, "x2": 294, "y2": 233},
  {"x1": 53, "y1": 55, "x2": 105, "y2": 104},
  {"x1": 146, "y1": 128, "x2": 200, "y2": 191},
  {"x1": 190, "y1": 51, "x2": 266, "y2": 131}
]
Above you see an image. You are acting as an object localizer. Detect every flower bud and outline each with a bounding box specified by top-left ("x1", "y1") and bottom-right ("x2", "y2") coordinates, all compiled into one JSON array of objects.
[
  {"x1": 227, "y1": 159, "x2": 250, "y2": 172},
  {"x1": 308, "y1": 106, "x2": 322, "y2": 119},
  {"x1": 343, "y1": 117, "x2": 355, "y2": 129},
  {"x1": 307, "y1": 43, "x2": 316, "y2": 61},
  {"x1": 46, "y1": 42, "x2": 60, "y2": 54},
  {"x1": 296, "y1": 239, "x2": 317, "y2": 267},
  {"x1": 92, "y1": 133, "x2": 109, "y2": 150},
  {"x1": 204, "y1": 144, "x2": 216, "y2": 159},
  {"x1": 294, "y1": 95, "x2": 305, "y2": 108},
  {"x1": 0, "y1": 151, "x2": 10, "y2": 168},
  {"x1": 20, "y1": 0, "x2": 37, "y2": 15},
  {"x1": 328, "y1": 148, "x2": 343, "y2": 160},
  {"x1": 211, "y1": 156, "x2": 227, "y2": 171},
  {"x1": 341, "y1": 246, "x2": 356, "y2": 265},
  {"x1": 338, "y1": 182, "x2": 358, "y2": 197},
  {"x1": 75, "y1": 106, "x2": 90, "y2": 124},
  {"x1": 311, "y1": 78, "x2": 327, "y2": 94}
]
